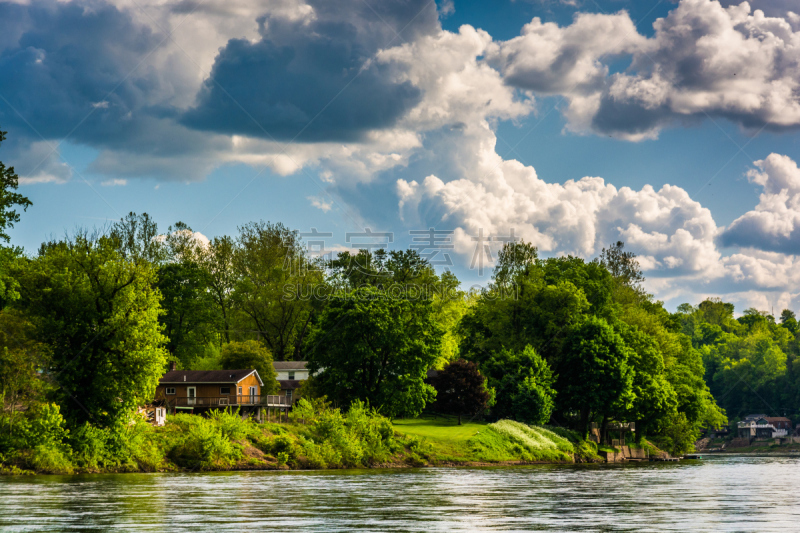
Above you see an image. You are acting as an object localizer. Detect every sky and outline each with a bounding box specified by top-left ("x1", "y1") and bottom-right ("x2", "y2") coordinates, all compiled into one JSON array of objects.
[{"x1": 2, "y1": 0, "x2": 800, "y2": 312}]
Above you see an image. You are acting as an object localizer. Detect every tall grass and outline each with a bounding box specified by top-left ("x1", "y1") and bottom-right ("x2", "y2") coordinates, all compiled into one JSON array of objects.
[{"x1": 467, "y1": 420, "x2": 576, "y2": 463}]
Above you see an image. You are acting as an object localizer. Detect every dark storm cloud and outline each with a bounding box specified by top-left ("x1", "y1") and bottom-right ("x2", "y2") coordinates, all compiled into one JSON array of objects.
[
  {"x1": 0, "y1": 0, "x2": 163, "y2": 145},
  {"x1": 180, "y1": 0, "x2": 439, "y2": 142}
]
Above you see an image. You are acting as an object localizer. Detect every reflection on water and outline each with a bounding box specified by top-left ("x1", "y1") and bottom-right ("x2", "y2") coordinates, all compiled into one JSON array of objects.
[{"x1": 1, "y1": 455, "x2": 799, "y2": 532}]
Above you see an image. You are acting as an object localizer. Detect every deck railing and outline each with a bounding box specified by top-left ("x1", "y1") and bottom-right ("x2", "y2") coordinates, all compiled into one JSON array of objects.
[{"x1": 164, "y1": 395, "x2": 295, "y2": 408}]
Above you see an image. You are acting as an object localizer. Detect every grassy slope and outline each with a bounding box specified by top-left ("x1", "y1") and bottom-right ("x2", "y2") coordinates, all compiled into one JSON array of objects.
[{"x1": 393, "y1": 418, "x2": 599, "y2": 464}]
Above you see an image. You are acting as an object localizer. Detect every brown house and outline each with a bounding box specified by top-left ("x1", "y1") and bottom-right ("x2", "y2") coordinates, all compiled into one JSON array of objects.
[
  {"x1": 766, "y1": 417, "x2": 792, "y2": 431},
  {"x1": 155, "y1": 368, "x2": 264, "y2": 415}
]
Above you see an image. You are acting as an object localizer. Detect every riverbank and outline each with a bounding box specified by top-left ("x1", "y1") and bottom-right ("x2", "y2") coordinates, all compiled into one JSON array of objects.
[{"x1": 1, "y1": 406, "x2": 613, "y2": 475}]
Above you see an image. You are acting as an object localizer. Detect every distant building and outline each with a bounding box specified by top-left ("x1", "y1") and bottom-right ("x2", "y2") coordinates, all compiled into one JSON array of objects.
[
  {"x1": 273, "y1": 361, "x2": 309, "y2": 405},
  {"x1": 738, "y1": 415, "x2": 793, "y2": 440},
  {"x1": 766, "y1": 417, "x2": 792, "y2": 437}
]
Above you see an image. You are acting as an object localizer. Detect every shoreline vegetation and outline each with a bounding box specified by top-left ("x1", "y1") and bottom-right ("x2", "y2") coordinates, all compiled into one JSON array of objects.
[{"x1": 2, "y1": 401, "x2": 665, "y2": 476}]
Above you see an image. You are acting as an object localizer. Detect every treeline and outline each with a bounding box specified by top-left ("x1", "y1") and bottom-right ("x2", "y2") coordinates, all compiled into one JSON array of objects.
[
  {"x1": 677, "y1": 299, "x2": 800, "y2": 423},
  {"x1": 0, "y1": 125, "x2": 787, "y2": 469}
]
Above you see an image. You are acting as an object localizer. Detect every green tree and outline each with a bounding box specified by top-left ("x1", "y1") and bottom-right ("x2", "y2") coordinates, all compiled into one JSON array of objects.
[
  {"x1": 306, "y1": 286, "x2": 441, "y2": 418},
  {"x1": 0, "y1": 130, "x2": 32, "y2": 244},
  {"x1": 219, "y1": 340, "x2": 278, "y2": 394},
  {"x1": 157, "y1": 261, "x2": 217, "y2": 367},
  {"x1": 557, "y1": 316, "x2": 634, "y2": 435},
  {"x1": 0, "y1": 130, "x2": 31, "y2": 308},
  {"x1": 109, "y1": 212, "x2": 166, "y2": 264},
  {"x1": 0, "y1": 310, "x2": 49, "y2": 438},
  {"x1": 14, "y1": 234, "x2": 168, "y2": 426},
  {"x1": 482, "y1": 345, "x2": 556, "y2": 425},
  {"x1": 199, "y1": 236, "x2": 238, "y2": 343},
  {"x1": 233, "y1": 221, "x2": 324, "y2": 360},
  {"x1": 598, "y1": 240, "x2": 644, "y2": 290},
  {"x1": 429, "y1": 359, "x2": 490, "y2": 425}
]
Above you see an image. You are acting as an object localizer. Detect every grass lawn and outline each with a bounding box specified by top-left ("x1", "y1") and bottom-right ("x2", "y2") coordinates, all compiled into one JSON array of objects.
[{"x1": 392, "y1": 418, "x2": 487, "y2": 443}]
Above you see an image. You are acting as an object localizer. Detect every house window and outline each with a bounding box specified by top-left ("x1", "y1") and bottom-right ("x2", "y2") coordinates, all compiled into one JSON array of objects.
[
  {"x1": 166, "y1": 387, "x2": 176, "y2": 395},
  {"x1": 238, "y1": 387, "x2": 242, "y2": 395},
  {"x1": 220, "y1": 386, "x2": 231, "y2": 395},
  {"x1": 286, "y1": 390, "x2": 293, "y2": 402},
  {"x1": 288, "y1": 371, "x2": 295, "y2": 380}
]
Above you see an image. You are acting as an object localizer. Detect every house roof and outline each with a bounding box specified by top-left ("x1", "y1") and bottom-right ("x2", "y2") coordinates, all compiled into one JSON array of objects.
[
  {"x1": 766, "y1": 417, "x2": 792, "y2": 423},
  {"x1": 273, "y1": 361, "x2": 307, "y2": 370},
  {"x1": 159, "y1": 369, "x2": 263, "y2": 386}
]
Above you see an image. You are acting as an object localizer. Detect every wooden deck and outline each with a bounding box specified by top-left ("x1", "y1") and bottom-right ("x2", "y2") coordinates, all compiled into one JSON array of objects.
[{"x1": 165, "y1": 395, "x2": 294, "y2": 409}]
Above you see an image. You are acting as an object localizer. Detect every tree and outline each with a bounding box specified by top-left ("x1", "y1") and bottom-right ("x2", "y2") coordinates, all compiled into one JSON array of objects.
[
  {"x1": 482, "y1": 345, "x2": 556, "y2": 425},
  {"x1": 0, "y1": 310, "x2": 49, "y2": 437},
  {"x1": 109, "y1": 212, "x2": 166, "y2": 264},
  {"x1": 492, "y1": 241, "x2": 538, "y2": 288},
  {"x1": 598, "y1": 241, "x2": 643, "y2": 290},
  {"x1": 557, "y1": 316, "x2": 634, "y2": 435},
  {"x1": 0, "y1": 130, "x2": 31, "y2": 308},
  {"x1": 429, "y1": 359, "x2": 490, "y2": 425},
  {"x1": 780, "y1": 309, "x2": 798, "y2": 335},
  {"x1": 306, "y1": 286, "x2": 441, "y2": 418},
  {"x1": 219, "y1": 340, "x2": 278, "y2": 394},
  {"x1": 232, "y1": 221, "x2": 324, "y2": 360},
  {"x1": 157, "y1": 261, "x2": 217, "y2": 367},
  {"x1": 0, "y1": 130, "x2": 32, "y2": 243},
  {"x1": 13, "y1": 234, "x2": 168, "y2": 426},
  {"x1": 199, "y1": 236, "x2": 238, "y2": 343}
]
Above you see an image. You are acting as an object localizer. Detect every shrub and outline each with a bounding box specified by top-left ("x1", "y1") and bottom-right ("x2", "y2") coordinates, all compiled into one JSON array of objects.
[
  {"x1": 27, "y1": 445, "x2": 73, "y2": 474},
  {"x1": 168, "y1": 417, "x2": 240, "y2": 469},
  {"x1": 69, "y1": 423, "x2": 112, "y2": 470},
  {"x1": 207, "y1": 408, "x2": 252, "y2": 441}
]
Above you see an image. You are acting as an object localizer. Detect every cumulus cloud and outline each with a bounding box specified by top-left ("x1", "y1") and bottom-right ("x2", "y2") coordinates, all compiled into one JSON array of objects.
[
  {"x1": 491, "y1": 0, "x2": 800, "y2": 140},
  {"x1": 719, "y1": 154, "x2": 800, "y2": 253},
  {"x1": 396, "y1": 120, "x2": 721, "y2": 279},
  {"x1": 180, "y1": 0, "x2": 438, "y2": 142}
]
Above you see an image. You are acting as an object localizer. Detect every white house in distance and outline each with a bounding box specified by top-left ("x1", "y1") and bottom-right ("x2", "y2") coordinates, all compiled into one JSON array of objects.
[{"x1": 273, "y1": 361, "x2": 309, "y2": 404}]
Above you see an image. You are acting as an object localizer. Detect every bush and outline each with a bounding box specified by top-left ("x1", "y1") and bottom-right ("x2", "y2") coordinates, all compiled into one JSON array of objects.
[
  {"x1": 207, "y1": 408, "x2": 253, "y2": 441},
  {"x1": 27, "y1": 445, "x2": 73, "y2": 474},
  {"x1": 70, "y1": 423, "x2": 111, "y2": 470},
  {"x1": 168, "y1": 416, "x2": 241, "y2": 469},
  {"x1": 289, "y1": 398, "x2": 397, "y2": 468}
]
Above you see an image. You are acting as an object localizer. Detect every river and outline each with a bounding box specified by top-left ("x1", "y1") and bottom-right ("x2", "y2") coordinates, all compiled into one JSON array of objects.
[{"x1": 0, "y1": 455, "x2": 797, "y2": 532}]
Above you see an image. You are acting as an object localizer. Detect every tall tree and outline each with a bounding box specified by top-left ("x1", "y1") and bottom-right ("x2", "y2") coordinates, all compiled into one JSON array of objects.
[
  {"x1": 109, "y1": 212, "x2": 166, "y2": 264},
  {"x1": 199, "y1": 236, "x2": 238, "y2": 343},
  {"x1": 233, "y1": 222, "x2": 323, "y2": 360},
  {"x1": 157, "y1": 261, "x2": 217, "y2": 367},
  {"x1": 306, "y1": 286, "x2": 441, "y2": 418},
  {"x1": 481, "y1": 345, "x2": 556, "y2": 424},
  {"x1": 598, "y1": 241, "x2": 644, "y2": 290},
  {"x1": 14, "y1": 234, "x2": 168, "y2": 426},
  {"x1": 556, "y1": 316, "x2": 634, "y2": 435},
  {"x1": 0, "y1": 129, "x2": 31, "y2": 307}
]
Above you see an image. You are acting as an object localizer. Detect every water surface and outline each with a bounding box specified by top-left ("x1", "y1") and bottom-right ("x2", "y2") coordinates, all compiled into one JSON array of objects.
[{"x1": 1, "y1": 455, "x2": 798, "y2": 532}]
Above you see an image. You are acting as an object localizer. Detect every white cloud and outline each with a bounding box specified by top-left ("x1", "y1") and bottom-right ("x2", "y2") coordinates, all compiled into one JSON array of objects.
[
  {"x1": 491, "y1": 0, "x2": 800, "y2": 140},
  {"x1": 396, "y1": 120, "x2": 722, "y2": 281},
  {"x1": 720, "y1": 154, "x2": 800, "y2": 253},
  {"x1": 100, "y1": 178, "x2": 127, "y2": 186},
  {"x1": 308, "y1": 195, "x2": 333, "y2": 212}
]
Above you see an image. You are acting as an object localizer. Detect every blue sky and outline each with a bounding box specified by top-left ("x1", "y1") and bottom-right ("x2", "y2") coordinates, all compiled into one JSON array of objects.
[{"x1": 3, "y1": 0, "x2": 800, "y2": 311}]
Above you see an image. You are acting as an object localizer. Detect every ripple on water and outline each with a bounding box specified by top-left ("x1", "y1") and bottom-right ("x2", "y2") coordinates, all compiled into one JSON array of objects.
[{"x1": 1, "y1": 456, "x2": 799, "y2": 532}]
